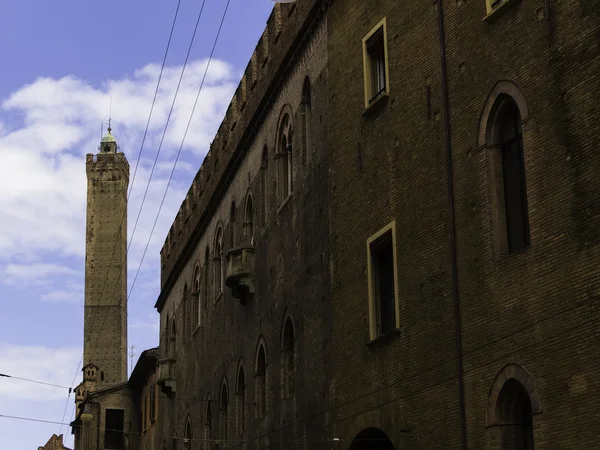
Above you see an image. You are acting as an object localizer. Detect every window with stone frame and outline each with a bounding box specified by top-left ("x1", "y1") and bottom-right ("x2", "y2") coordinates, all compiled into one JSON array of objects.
[
  {"x1": 496, "y1": 97, "x2": 530, "y2": 254},
  {"x1": 220, "y1": 383, "x2": 229, "y2": 444},
  {"x1": 261, "y1": 146, "x2": 269, "y2": 225},
  {"x1": 204, "y1": 397, "x2": 213, "y2": 450},
  {"x1": 300, "y1": 76, "x2": 312, "y2": 165},
  {"x1": 236, "y1": 366, "x2": 246, "y2": 435},
  {"x1": 362, "y1": 18, "x2": 389, "y2": 108},
  {"x1": 255, "y1": 345, "x2": 267, "y2": 419},
  {"x1": 214, "y1": 227, "x2": 224, "y2": 298},
  {"x1": 244, "y1": 195, "x2": 254, "y2": 245},
  {"x1": 367, "y1": 222, "x2": 399, "y2": 340},
  {"x1": 282, "y1": 318, "x2": 295, "y2": 399},
  {"x1": 496, "y1": 379, "x2": 535, "y2": 449},
  {"x1": 192, "y1": 264, "x2": 201, "y2": 329},
  {"x1": 203, "y1": 247, "x2": 210, "y2": 315},
  {"x1": 230, "y1": 200, "x2": 237, "y2": 248},
  {"x1": 276, "y1": 115, "x2": 293, "y2": 205}
]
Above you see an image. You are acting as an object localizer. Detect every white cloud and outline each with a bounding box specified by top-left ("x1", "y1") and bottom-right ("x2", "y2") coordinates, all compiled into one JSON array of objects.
[
  {"x1": 0, "y1": 344, "x2": 80, "y2": 401},
  {"x1": 0, "y1": 57, "x2": 237, "y2": 284}
]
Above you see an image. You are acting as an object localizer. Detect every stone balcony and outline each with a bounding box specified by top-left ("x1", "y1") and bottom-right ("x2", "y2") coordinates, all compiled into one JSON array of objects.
[
  {"x1": 157, "y1": 357, "x2": 176, "y2": 395},
  {"x1": 225, "y1": 246, "x2": 255, "y2": 304}
]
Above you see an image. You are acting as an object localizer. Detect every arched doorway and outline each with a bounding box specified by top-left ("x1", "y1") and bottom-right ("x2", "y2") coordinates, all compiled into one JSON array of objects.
[{"x1": 348, "y1": 427, "x2": 395, "y2": 450}]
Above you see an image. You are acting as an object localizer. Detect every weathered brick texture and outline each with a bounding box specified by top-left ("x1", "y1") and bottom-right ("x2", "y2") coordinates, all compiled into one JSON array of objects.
[
  {"x1": 155, "y1": 2, "x2": 331, "y2": 450},
  {"x1": 327, "y1": 0, "x2": 600, "y2": 449}
]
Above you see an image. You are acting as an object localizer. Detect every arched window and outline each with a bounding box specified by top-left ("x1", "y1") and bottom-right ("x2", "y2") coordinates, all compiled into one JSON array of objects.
[
  {"x1": 172, "y1": 432, "x2": 177, "y2": 450},
  {"x1": 495, "y1": 97, "x2": 530, "y2": 254},
  {"x1": 184, "y1": 418, "x2": 192, "y2": 449},
  {"x1": 220, "y1": 382, "x2": 229, "y2": 445},
  {"x1": 230, "y1": 201, "x2": 237, "y2": 248},
  {"x1": 496, "y1": 379, "x2": 534, "y2": 449},
  {"x1": 169, "y1": 318, "x2": 177, "y2": 359},
  {"x1": 301, "y1": 76, "x2": 312, "y2": 165},
  {"x1": 277, "y1": 114, "x2": 293, "y2": 203},
  {"x1": 282, "y1": 317, "x2": 295, "y2": 398},
  {"x1": 236, "y1": 366, "x2": 246, "y2": 435},
  {"x1": 214, "y1": 228, "x2": 224, "y2": 297},
  {"x1": 244, "y1": 195, "x2": 254, "y2": 246},
  {"x1": 163, "y1": 313, "x2": 170, "y2": 352},
  {"x1": 204, "y1": 396, "x2": 213, "y2": 450},
  {"x1": 203, "y1": 248, "x2": 209, "y2": 316},
  {"x1": 255, "y1": 344, "x2": 267, "y2": 419},
  {"x1": 183, "y1": 283, "x2": 189, "y2": 336},
  {"x1": 193, "y1": 264, "x2": 201, "y2": 328},
  {"x1": 261, "y1": 147, "x2": 269, "y2": 225}
]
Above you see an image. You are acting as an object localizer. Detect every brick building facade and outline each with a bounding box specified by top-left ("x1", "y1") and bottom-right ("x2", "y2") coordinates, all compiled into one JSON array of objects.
[
  {"x1": 154, "y1": 1, "x2": 331, "y2": 449},
  {"x1": 327, "y1": 0, "x2": 600, "y2": 449}
]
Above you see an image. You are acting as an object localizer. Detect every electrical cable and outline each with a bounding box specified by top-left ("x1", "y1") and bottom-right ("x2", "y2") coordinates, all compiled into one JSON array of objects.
[
  {"x1": 0, "y1": 373, "x2": 70, "y2": 390},
  {"x1": 59, "y1": 0, "x2": 182, "y2": 433},
  {"x1": 96, "y1": 0, "x2": 232, "y2": 370},
  {"x1": 1, "y1": 303, "x2": 597, "y2": 446},
  {"x1": 87, "y1": 0, "x2": 212, "y2": 371}
]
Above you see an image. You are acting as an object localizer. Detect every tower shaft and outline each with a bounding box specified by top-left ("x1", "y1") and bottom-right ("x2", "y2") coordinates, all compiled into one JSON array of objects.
[{"x1": 83, "y1": 142, "x2": 129, "y2": 387}]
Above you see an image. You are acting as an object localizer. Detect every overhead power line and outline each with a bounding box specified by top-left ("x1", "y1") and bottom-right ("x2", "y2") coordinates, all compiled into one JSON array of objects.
[
  {"x1": 60, "y1": 0, "x2": 183, "y2": 437},
  {"x1": 0, "y1": 373, "x2": 71, "y2": 390},
  {"x1": 87, "y1": 0, "x2": 212, "y2": 370}
]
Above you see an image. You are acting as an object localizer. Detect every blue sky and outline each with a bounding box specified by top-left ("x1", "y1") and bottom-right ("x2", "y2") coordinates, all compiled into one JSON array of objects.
[{"x1": 0, "y1": 0, "x2": 274, "y2": 448}]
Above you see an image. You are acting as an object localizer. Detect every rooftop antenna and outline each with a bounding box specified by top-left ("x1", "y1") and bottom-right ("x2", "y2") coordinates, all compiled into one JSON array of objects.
[{"x1": 129, "y1": 345, "x2": 135, "y2": 377}]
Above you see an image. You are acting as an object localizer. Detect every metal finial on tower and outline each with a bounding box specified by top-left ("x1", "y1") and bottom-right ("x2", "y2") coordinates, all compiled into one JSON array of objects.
[{"x1": 108, "y1": 96, "x2": 112, "y2": 133}]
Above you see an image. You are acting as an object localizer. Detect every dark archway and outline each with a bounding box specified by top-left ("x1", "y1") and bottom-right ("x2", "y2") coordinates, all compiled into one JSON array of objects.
[
  {"x1": 496, "y1": 378, "x2": 535, "y2": 449},
  {"x1": 348, "y1": 427, "x2": 395, "y2": 450}
]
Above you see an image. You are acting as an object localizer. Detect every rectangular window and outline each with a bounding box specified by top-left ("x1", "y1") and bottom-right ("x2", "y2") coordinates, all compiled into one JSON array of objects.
[
  {"x1": 362, "y1": 18, "x2": 389, "y2": 108},
  {"x1": 104, "y1": 409, "x2": 125, "y2": 450},
  {"x1": 367, "y1": 222, "x2": 399, "y2": 340}
]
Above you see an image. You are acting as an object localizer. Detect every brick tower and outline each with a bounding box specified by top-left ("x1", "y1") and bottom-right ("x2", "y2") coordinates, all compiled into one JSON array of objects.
[{"x1": 83, "y1": 125, "x2": 129, "y2": 387}]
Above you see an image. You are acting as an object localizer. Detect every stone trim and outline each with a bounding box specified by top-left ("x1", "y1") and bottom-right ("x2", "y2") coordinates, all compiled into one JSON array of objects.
[
  {"x1": 477, "y1": 80, "x2": 530, "y2": 150},
  {"x1": 486, "y1": 363, "x2": 542, "y2": 426}
]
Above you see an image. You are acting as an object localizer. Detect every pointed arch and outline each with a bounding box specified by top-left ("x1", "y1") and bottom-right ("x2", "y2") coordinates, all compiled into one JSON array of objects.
[
  {"x1": 255, "y1": 338, "x2": 268, "y2": 419},
  {"x1": 220, "y1": 379, "x2": 229, "y2": 444},
  {"x1": 281, "y1": 310, "x2": 296, "y2": 398},
  {"x1": 301, "y1": 76, "x2": 312, "y2": 165},
  {"x1": 236, "y1": 360, "x2": 247, "y2": 435},
  {"x1": 203, "y1": 247, "x2": 210, "y2": 318},
  {"x1": 275, "y1": 104, "x2": 294, "y2": 204},
  {"x1": 478, "y1": 81, "x2": 531, "y2": 256},
  {"x1": 478, "y1": 80, "x2": 530, "y2": 149},
  {"x1": 487, "y1": 363, "x2": 542, "y2": 426},
  {"x1": 244, "y1": 191, "x2": 255, "y2": 245},
  {"x1": 213, "y1": 223, "x2": 224, "y2": 297},
  {"x1": 230, "y1": 200, "x2": 237, "y2": 247},
  {"x1": 184, "y1": 416, "x2": 192, "y2": 448},
  {"x1": 183, "y1": 282, "x2": 189, "y2": 336},
  {"x1": 260, "y1": 146, "x2": 269, "y2": 225},
  {"x1": 172, "y1": 431, "x2": 178, "y2": 450},
  {"x1": 169, "y1": 316, "x2": 177, "y2": 359},
  {"x1": 192, "y1": 260, "x2": 201, "y2": 328},
  {"x1": 204, "y1": 393, "x2": 213, "y2": 450}
]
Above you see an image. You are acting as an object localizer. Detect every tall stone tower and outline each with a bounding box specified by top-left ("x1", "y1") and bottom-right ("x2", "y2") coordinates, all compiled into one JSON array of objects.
[{"x1": 83, "y1": 125, "x2": 129, "y2": 387}]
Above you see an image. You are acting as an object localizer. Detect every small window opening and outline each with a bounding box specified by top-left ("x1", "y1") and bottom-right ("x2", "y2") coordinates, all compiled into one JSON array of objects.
[
  {"x1": 370, "y1": 231, "x2": 396, "y2": 336},
  {"x1": 366, "y1": 27, "x2": 387, "y2": 104}
]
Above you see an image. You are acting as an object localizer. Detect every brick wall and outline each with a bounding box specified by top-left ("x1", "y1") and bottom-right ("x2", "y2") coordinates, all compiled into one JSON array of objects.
[
  {"x1": 327, "y1": 0, "x2": 600, "y2": 449},
  {"x1": 84, "y1": 152, "x2": 129, "y2": 387},
  {"x1": 155, "y1": 2, "x2": 331, "y2": 450}
]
